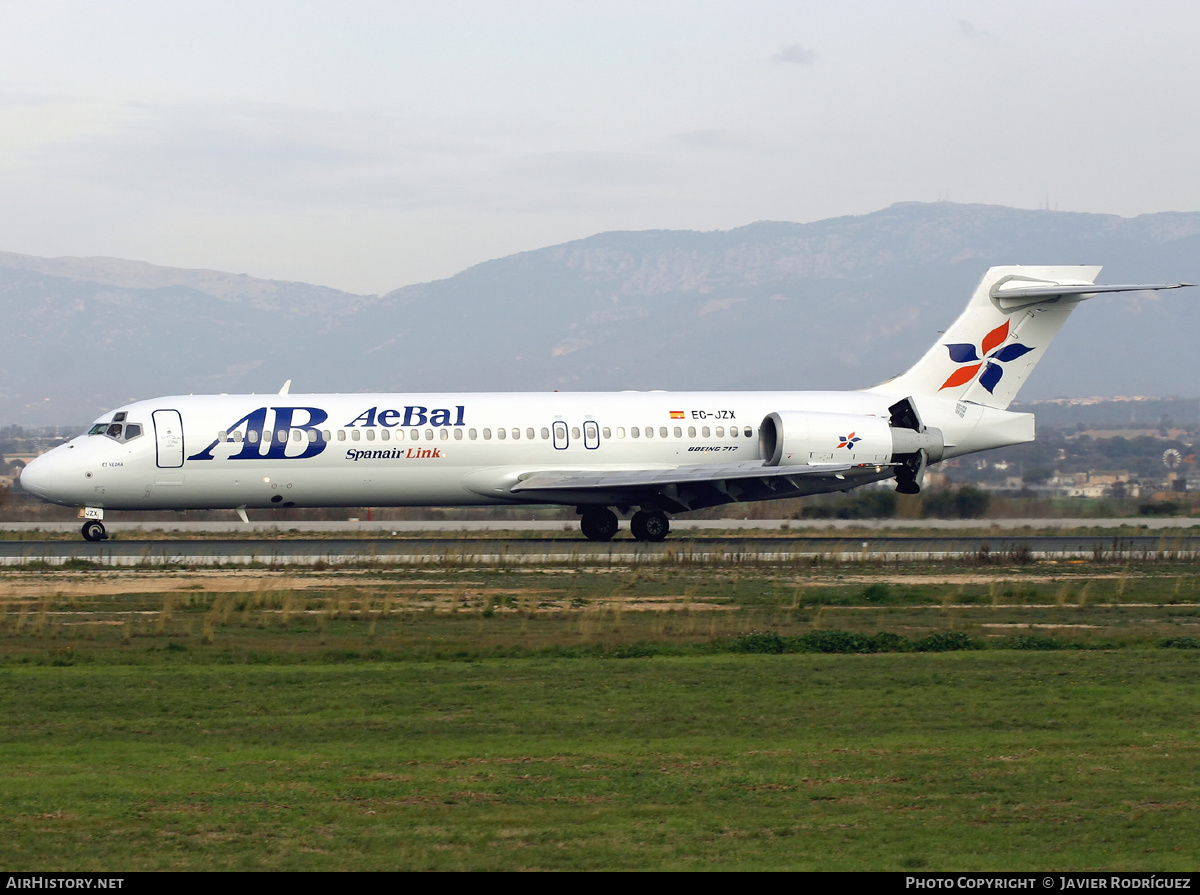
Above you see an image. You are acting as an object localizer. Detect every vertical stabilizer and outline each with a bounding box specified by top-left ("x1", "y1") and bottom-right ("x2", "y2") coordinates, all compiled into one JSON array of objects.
[{"x1": 870, "y1": 266, "x2": 1110, "y2": 410}]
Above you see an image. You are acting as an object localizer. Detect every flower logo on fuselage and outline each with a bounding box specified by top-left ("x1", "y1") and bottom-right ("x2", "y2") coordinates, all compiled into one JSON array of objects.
[
  {"x1": 939, "y1": 320, "x2": 1033, "y2": 393},
  {"x1": 837, "y1": 433, "x2": 861, "y2": 449}
]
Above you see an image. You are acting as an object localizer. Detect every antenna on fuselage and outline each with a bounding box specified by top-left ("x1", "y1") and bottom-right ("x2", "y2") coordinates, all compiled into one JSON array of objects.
[{"x1": 278, "y1": 380, "x2": 292, "y2": 395}]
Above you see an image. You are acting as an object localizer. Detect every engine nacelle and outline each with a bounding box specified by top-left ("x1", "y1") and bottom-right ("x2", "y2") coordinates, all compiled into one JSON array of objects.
[{"x1": 759, "y1": 411, "x2": 944, "y2": 467}]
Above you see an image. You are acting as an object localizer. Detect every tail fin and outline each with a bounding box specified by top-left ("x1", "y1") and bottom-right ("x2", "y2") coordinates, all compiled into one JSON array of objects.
[{"x1": 871, "y1": 265, "x2": 1190, "y2": 409}]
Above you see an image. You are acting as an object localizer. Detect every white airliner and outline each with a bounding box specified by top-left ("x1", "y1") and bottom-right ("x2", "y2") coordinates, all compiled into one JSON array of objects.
[{"x1": 19, "y1": 266, "x2": 1191, "y2": 542}]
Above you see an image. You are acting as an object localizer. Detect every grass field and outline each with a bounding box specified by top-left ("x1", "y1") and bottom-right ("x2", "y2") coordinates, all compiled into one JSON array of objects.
[{"x1": 2, "y1": 558, "x2": 1199, "y2": 870}]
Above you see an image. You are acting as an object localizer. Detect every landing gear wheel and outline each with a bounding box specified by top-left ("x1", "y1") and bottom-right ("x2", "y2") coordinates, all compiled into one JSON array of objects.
[
  {"x1": 81, "y1": 520, "x2": 107, "y2": 542},
  {"x1": 580, "y1": 508, "x2": 619, "y2": 541},
  {"x1": 630, "y1": 510, "x2": 669, "y2": 542}
]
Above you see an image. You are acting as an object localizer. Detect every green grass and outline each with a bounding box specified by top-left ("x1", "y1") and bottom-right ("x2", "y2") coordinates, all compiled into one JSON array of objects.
[
  {"x1": 1, "y1": 652, "x2": 1198, "y2": 870},
  {"x1": 2, "y1": 562, "x2": 1200, "y2": 869}
]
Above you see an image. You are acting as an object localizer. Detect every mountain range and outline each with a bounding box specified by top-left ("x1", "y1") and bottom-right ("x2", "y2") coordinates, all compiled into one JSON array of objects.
[{"x1": 2, "y1": 201, "x2": 1198, "y2": 427}]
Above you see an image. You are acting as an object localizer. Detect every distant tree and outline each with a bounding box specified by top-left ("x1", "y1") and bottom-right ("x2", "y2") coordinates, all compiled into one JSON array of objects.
[
  {"x1": 1023, "y1": 466, "x2": 1054, "y2": 485},
  {"x1": 954, "y1": 486, "x2": 991, "y2": 519},
  {"x1": 921, "y1": 485, "x2": 990, "y2": 519},
  {"x1": 800, "y1": 488, "x2": 897, "y2": 519}
]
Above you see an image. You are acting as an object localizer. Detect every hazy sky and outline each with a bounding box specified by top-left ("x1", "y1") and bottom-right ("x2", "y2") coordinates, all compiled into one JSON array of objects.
[{"x1": 2, "y1": 1, "x2": 1198, "y2": 294}]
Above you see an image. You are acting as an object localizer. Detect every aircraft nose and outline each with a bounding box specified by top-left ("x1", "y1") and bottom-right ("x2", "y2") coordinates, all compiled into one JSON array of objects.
[
  {"x1": 19, "y1": 447, "x2": 78, "y2": 505},
  {"x1": 18, "y1": 453, "x2": 55, "y2": 500}
]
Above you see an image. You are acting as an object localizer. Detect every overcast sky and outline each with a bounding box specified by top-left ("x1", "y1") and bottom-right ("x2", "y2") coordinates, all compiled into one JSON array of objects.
[{"x1": 2, "y1": 0, "x2": 1198, "y2": 294}]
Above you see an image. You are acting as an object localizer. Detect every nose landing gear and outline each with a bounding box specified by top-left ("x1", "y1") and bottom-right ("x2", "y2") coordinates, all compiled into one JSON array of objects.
[{"x1": 81, "y1": 520, "x2": 108, "y2": 542}]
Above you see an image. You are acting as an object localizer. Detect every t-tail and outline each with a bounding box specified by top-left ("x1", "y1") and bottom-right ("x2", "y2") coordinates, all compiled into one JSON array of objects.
[{"x1": 872, "y1": 265, "x2": 1191, "y2": 409}]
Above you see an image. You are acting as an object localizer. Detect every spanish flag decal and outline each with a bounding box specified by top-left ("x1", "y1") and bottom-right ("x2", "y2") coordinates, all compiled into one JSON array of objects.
[{"x1": 670, "y1": 410, "x2": 685, "y2": 419}]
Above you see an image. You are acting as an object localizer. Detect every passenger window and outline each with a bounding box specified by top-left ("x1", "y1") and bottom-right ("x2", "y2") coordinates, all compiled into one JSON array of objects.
[
  {"x1": 440, "y1": 429, "x2": 449, "y2": 441},
  {"x1": 716, "y1": 427, "x2": 724, "y2": 437},
  {"x1": 512, "y1": 428, "x2": 520, "y2": 440},
  {"x1": 454, "y1": 429, "x2": 463, "y2": 440},
  {"x1": 645, "y1": 427, "x2": 653, "y2": 438},
  {"x1": 218, "y1": 431, "x2": 228, "y2": 442},
  {"x1": 630, "y1": 427, "x2": 639, "y2": 438},
  {"x1": 730, "y1": 427, "x2": 738, "y2": 438},
  {"x1": 379, "y1": 429, "x2": 389, "y2": 442},
  {"x1": 309, "y1": 430, "x2": 319, "y2": 443},
  {"x1": 395, "y1": 429, "x2": 405, "y2": 441},
  {"x1": 248, "y1": 430, "x2": 260, "y2": 444},
  {"x1": 365, "y1": 429, "x2": 375, "y2": 442},
  {"x1": 497, "y1": 428, "x2": 506, "y2": 440},
  {"x1": 744, "y1": 427, "x2": 753, "y2": 438},
  {"x1": 410, "y1": 429, "x2": 420, "y2": 441},
  {"x1": 469, "y1": 428, "x2": 478, "y2": 440},
  {"x1": 659, "y1": 427, "x2": 668, "y2": 438},
  {"x1": 484, "y1": 428, "x2": 492, "y2": 440},
  {"x1": 702, "y1": 427, "x2": 710, "y2": 437},
  {"x1": 425, "y1": 429, "x2": 434, "y2": 441},
  {"x1": 541, "y1": 427, "x2": 550, "y2": 440},
  {"x1": 337, "y1": 430, "x2": 346, "y2": 442},
  {"x1": 321, "y1": 430, "x2": 331, "y2": 442},
  {"x1": 688, "y1": 426, "x2": 696, "y2": 437},
  {"x1": 526, "y1": 428, "x2": 535, "y2": 440},
  {"x1": 617, "y1": 427, "x2": 625, "y2": 438},
  {"x1": 351, "y1": 429, "x2": 361, "y2": 442},
  {"x1": 602, "y1": 427, "x2": 611, "y2": 439},
  {"x1": 572, "y1": 427, "x2": 580, "y2": 439}
]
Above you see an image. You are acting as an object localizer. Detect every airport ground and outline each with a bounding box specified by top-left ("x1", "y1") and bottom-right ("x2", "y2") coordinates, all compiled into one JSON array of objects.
[{"x1": 1, "y1": 532, "x2": 1199, "y2": 871}]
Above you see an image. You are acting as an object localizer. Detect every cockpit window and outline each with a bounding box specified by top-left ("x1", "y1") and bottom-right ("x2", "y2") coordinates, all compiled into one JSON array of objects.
[{"x1": 87, "y1": 418, "x2": 143, "y2": 442}]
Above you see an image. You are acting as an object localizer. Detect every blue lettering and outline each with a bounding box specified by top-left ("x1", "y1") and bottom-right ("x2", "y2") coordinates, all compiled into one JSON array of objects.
[
  {"x1": 188, "y1": 406, "x2": 329, "y2": 462},
  {"x1": 347, "y1": 407, "x2": 377, "y2": 427},
  {"x1": 263, "y1": 407, "x2": 328, "y2": 460},
  {"x1": 378, "y1": 409, "x2": 401, "y2": 427},
  {"x1": 187, "y1": 407, "x2": 269, "y2": 461},
  {"x1": 403, "y1": 406, "x2": 428, "y2": 426},
  {"x1": 430, "y1": 408, "x2": 451, "y2": 426}
]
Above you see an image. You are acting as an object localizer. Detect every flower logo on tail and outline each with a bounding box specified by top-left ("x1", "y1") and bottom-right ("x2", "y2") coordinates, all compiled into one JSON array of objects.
[{"x1": 940, "y1": 321, "x2": 1033, "y2": 393}]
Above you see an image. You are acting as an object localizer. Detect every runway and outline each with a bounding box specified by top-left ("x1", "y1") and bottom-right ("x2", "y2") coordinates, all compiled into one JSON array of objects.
[{"x1": 3, "y1": 534, "x2": 1199, "y2": 566}]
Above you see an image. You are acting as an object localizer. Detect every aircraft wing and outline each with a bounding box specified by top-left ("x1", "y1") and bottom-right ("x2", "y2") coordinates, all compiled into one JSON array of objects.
[{"x1": 508, "y1": 461, "x2": 877, "y2": 512}]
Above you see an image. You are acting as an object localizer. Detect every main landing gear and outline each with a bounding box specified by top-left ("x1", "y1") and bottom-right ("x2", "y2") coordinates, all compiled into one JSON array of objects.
[
  {"x1": 580, "y1": 507, "x2": 619, "y2": 541},
  {"x1": 630, "y1": 510, "x2": 670, "y2": 542},
  {"x1": 81, "y1": 520, "x2": 107, "y2": 542},
  {"x1": 578, "y1": 507, "x2": 670, "y2": 542}
]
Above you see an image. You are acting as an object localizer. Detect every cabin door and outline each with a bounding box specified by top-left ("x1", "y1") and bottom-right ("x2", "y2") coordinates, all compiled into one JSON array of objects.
[
  {"x1": 552, "y1": 421, "x2": 569, "y2": 450},
  {"x1": 153, "y1": 409, "x2": 185, "y2": 468},
  {"x1": 583, "y1": 421, "x2": 600, "y2": 450}
]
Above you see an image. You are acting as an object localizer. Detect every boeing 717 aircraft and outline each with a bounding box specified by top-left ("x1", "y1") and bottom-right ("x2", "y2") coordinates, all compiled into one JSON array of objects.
[{"x1": 19, "y1": 266, "x2": 1191, "y2": 542}]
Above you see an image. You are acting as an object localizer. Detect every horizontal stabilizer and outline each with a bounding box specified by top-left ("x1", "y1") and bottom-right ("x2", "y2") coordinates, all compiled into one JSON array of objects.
[{"x1": 992, "y1": 280, "x2": 1192, "y2": 309}]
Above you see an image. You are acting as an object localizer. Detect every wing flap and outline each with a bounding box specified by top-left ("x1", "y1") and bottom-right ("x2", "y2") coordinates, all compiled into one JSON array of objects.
[{"x1": 510, "y1": 461, "x2": 856, "y2": 493}]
